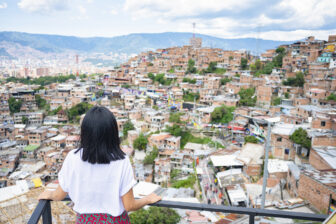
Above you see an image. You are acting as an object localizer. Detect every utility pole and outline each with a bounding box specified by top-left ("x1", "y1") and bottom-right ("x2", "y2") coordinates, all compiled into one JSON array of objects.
[
  {"x1": 261, "y1": 121, "x2": 272, "y2": 209},
  {"x1": 232, "y1": 113, "x2": 273, "y2": 209}
]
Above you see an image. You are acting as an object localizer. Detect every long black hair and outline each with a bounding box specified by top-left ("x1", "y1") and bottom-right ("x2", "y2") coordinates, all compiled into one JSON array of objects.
[{"x1": 75, "y1": 106, "x2": 125, "y2": 164}]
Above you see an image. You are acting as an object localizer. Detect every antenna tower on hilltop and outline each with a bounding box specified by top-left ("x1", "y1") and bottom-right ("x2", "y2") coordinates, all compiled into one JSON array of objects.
[
  {"x1": 193, "y1": 22, "x2": 196, "y2": 38},
  {"x1": 75, "y1": 54, "x2": 79, "y2": 77}
]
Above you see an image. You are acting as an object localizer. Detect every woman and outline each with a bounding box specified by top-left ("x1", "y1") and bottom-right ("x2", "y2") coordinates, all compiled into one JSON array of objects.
[{"x1": 38, "y1": 106, "x2": 161, "y2": 223}]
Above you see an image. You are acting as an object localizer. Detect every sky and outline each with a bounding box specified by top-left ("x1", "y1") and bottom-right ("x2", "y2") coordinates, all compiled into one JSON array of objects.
[{"x1": 0, "y1": 0, "x2": 336, "y2": 41}]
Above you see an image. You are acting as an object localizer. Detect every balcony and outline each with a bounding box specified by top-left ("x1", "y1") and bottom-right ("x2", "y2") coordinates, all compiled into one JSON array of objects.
[{"x1": 28, "y1": 197, "x2": 328, "y2": 224}]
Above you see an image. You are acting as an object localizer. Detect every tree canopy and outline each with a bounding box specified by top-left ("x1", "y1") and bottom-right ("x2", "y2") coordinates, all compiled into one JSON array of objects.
[
  {"x1": 35, "y1": 94, "x2": 47, "y2": 109},
  {"x1": 143, "y1": 146, "x2": 159, "y2": 165},
  {"x1": 133, "y1": 133, "x2": 148, "y2": 151},
  {"x1": 240, "y1": 58, "x2": 248, "y2": 70},
  {"x1": 187, "y1": 59, "x2": 197, "y2": 74},
  {"x1": 169, "y1": 112, "x2": 183, "y2": 123},
  {"x1": 282, "y1": 72, "x2": 305, "y2": 87},
  {"x1": 8, "y1": 97, "x2": 22, "y2": 114},
  {"x1": 171, "y1": 175, "x2": 195, "y2": 189},
  {"x1": 6, "y1": 74, "x2": 76, "y2": 86},
  {"x1": 123, "y1": 120, "x2": 135, "y2": 138},
  {"x1": 67, "y1": 102, "x2": 93, "y2": 123},
  {"x1": 326, "y1": 92, "x2": 336, "y2": 101},
  {"x1": 211, "y1": 105, "x2": 235, "y2": 124},
  {"x1": 129, "y1": 207, "x2": 180, "y2": 224},
  {"x1": 183, "y1": 90, "x2": 199, "y2": 102},
  {"x1": 182, "y1": 77, "x2": 196, "y2": 84},
  {"x1": 290, "y1": 128, "x2": 311, "y2": 149},
  {"x1": 220, "y1": 77, "x2": 232, "y2": 86},
  {"x1": 238, "y1": 88, "x2": 256, "y2": 107},
  {"x1": 244, "y1": 135, "x2": 259, "y2": 144}
]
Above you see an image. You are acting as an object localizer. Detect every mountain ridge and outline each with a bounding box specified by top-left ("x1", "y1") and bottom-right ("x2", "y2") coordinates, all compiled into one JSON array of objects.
[{"x1": 0, "y1": 31, "x2": 294, "y2": 56}]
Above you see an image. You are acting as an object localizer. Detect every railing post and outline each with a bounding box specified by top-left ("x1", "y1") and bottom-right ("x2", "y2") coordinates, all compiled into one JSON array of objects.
[
  {"x1": 249, "y1": 214, "x2": 255, "y2": 224},
  {"x1": 42, "y1": 200, "x2": 52, "y2": 224}
]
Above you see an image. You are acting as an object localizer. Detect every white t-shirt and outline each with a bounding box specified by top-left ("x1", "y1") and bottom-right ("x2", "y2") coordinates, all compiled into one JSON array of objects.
[{"x1": 58, "y1": 149, "x2": 136, "y2": 216}]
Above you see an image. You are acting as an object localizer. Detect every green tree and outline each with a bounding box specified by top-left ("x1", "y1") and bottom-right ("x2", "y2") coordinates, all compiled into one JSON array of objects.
[
  {"x1": 290, "y1": 128, "x2": 311, "y2": 149},
  {"x1": 172, "y1": 175, "x2": 195, "y2": 189},
  {"x1": 166, "y1": 124, "x2": 183, "y2": 137},
  {"x1": 284, "y1": 92, "x2": 290, "y2": 99},
  {"x1": 187, "y1": 59, "x2": 197, "y2": 74},
  {"x1": 272, "y1": 97, "x2": 281, "y2": 106},
  {"x1": 147, "y1": 72, "x2": 155, "y2": 81},
  {"x1": 22, "y1": 116, "x2": 28, "y2": 124},
  {"x1": 123, "y1": 120, "x2": 135, "y2": 138},
  {"x1": 129, "y1": 207, "x2": 180, "y2": 224},
  {"x1": 8, "y1": 97, "x2": 22, "y2": 114},
  {"x1": 238, "y1": 88, "x2": 256, "y2": 107},
  {"x1": 35, "y1": 94, "x2": 47, "y2": 109},
  {"x1": 220, "y1": 77, "x2": 232, "y2": 86},
  {"x1": 273, "y1": 47, "x2": 286, "y2": 68},
  {"x1": 168, "y1": 68, "x2": 175, "y2": 73},
  {"x1": 203, "y1": 61, "x2": 218, "y2": 73},
  {"x1": 211, "y1": 105, "x2": 235, "y2": 124},
  {"x1": 67, "y1": 102, "x2": 93, "y2": 123},
  {"x1": 6, "y1": 74, "x2": 76, "y2": 86},
  {"x1": 283, "y1": 72, "x2": 305, "y2": 87},
  {"x1": 169, "y1": 112, "x2": 182, "y2": 123},
  {"x1": 133, "y1": 133, "x2": 148, "y2": 151},
  {"x1": 49, "y1": 106, "x2": 62, "y2": 116},
  {"x1": 327, "y1": 93, "x2": 336, "y2": 101},
  {"x1": 144, "y1": 146, "x2": 159, "y2": 164},
  {"x1": 240, "y1": 58, "x2": 248, "y2": 70},
  {"x1": 262, "y1": 62, "x2": 274, "y2": 74},
  {"x1": 182, "y1": 78, "x2": 196, "y2": 84},
  {"x1": 244, "y1": 136, "x2": 259, "y2": 144},
  {"x1": 183, "y1": 90, "x2": 199, "y2": 102},
  {"x1": 170, "y1": 169, "x2": 181, "y2": 181}
]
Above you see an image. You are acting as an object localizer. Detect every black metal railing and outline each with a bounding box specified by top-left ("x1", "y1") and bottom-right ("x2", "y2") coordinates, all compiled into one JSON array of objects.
[{"x1": 28, "y1": 197, "x2": 328, "y2": 224}]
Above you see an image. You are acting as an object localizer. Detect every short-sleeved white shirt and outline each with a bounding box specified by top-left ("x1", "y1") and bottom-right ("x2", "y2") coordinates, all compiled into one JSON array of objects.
[{"x1": 58, "y1": 149, "x2": 136, "y2": 216}]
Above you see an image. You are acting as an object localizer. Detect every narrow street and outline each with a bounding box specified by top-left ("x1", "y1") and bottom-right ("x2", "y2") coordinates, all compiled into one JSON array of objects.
[{"x1": 199, "y1": 157, "x2": 222, "y2": 205}]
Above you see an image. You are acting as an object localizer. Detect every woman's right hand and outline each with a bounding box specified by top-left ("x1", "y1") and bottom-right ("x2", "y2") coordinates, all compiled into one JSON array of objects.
[{"x1": 146, "y1": 193, "x2": 162, "y2": 204}]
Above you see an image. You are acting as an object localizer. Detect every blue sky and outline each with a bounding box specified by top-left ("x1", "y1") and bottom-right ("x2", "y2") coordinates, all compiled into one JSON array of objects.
[{"x1": 0, "y1": 0, "x2": 336, "y2": 41}]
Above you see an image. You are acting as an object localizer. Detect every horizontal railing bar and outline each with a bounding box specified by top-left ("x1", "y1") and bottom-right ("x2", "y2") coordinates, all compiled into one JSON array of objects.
[
  {"x1": 148, "y1": 200, "x2": 327, "y2": 222},
  {"x1": 27, "y1": 200, "x2": 50, "y2": 224},
  {"x1": 28, "y1": 197, "x2": 328, "y2": 224}
]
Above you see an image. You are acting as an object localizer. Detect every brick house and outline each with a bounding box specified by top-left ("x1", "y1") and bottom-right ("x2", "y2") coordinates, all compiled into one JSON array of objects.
[
  {"x1": 270, "y1": 124, "x2": 297, "y2": 160},
  {"x1": 309, "y1": 146, "x2": 336, "y2": 170},
  {"x1": 298, "y1": 169, "x2": 336, "y2": 213},
  {"x1": 256, "y1": 86, "x2": 272, "y2": 108}
]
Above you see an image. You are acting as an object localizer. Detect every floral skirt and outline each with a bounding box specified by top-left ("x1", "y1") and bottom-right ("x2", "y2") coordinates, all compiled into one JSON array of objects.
[{"x1": 76, "y1": 211, "x2": 130, "y2": 224}]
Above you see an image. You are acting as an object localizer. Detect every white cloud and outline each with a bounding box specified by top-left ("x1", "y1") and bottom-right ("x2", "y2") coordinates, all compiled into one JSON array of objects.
[
  {"x1": 110, "y1": 9, "x2": 118, "y2": 15},
  {"x1": 78, "y1": 5, "x2": 86, "y2": 14},
  {"x1": 123, "y1": 0, "x2": 336, "y2": 40},
  {"x1": 124, "y1": 0, "x2": 253, "y2": 18},
  {"x1": 246, "y1": 29, "x2": 336, "y2": 41},
  {"x1": 18, "y1": 0, "x2": 69, "y2": 14},
  {"x1": 0, "y1": 2, "x2": 7, "y2": 9}
]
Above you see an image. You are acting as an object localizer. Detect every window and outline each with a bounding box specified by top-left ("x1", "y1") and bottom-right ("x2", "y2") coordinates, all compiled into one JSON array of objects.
[
  {"x1": 321, "y1": 121, "x2": 326, "y2": 127},
  {"x1": 285, "y1": 148, "x2": 290, "y2": 155},
  {"x1": 277, "y1": 137, "x2": 282, "y2": 142}
]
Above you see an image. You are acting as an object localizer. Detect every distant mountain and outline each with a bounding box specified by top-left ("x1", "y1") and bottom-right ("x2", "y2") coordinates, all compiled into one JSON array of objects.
[{"x1": 0, "y1": 31, "x2": 293, "y2": 57}]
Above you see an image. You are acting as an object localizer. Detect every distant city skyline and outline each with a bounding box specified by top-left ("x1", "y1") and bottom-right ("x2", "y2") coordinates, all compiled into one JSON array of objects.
[{"x1": 0, "y1": 0, "x2": 336, "y2": 41}]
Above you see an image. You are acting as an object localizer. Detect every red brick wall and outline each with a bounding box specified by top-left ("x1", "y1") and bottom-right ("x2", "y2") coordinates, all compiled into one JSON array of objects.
[
  {"x1": 312, "y1": 136, "x2": 336, "y2": 147},
  {"x1": 245, "y1": 164, "x2": 261, "y2": 177},
  {"x1": 312, "y1": 118, "x2": 333, "y2": 130},
  {"x1": 309, "y1": 149, "x2": 333, "y2": 170},
  {"x1": 298, "y1": 174, "x2": 336, "y2": 213}
]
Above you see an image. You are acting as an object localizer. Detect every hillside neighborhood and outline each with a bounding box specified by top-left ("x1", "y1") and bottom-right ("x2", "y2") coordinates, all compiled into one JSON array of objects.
[{"x1": 0, "y1": 34, "x2": 336, "y2": 223}]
